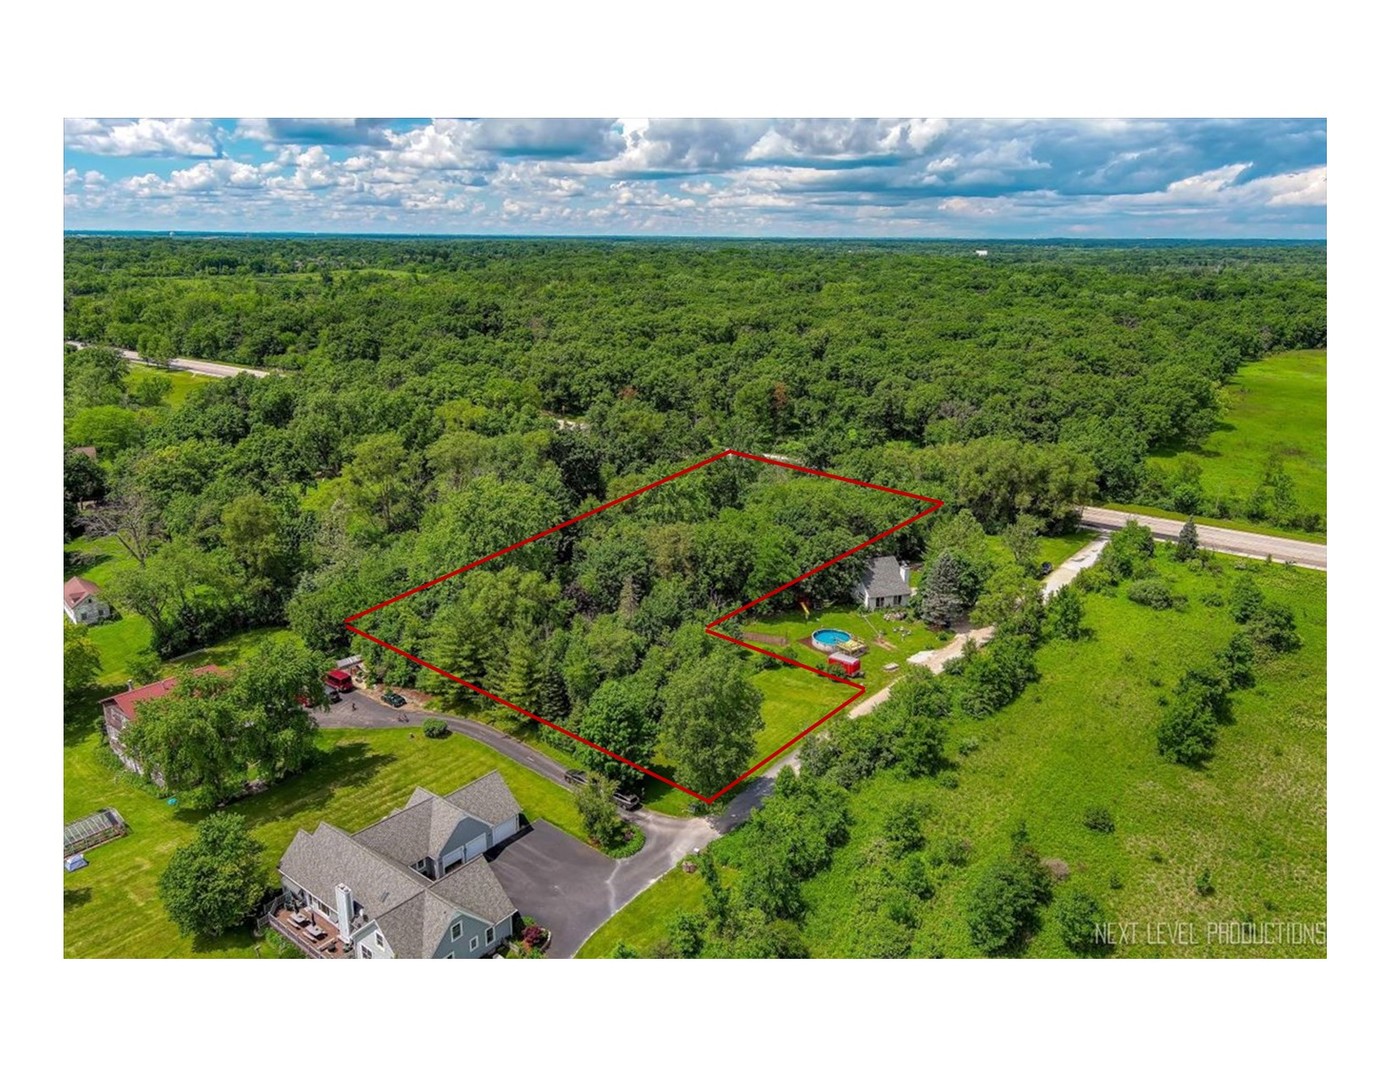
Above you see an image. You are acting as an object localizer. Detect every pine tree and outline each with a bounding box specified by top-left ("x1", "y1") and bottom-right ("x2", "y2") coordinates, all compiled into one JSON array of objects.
[
  {"x1": 920, "y1": 550, "x2": 971, "y2": 628},
  {"x1": 1174, "y1": 516, "x2": 1200, "y2": 561},
  {"x1": 499, "y1": 627, "x2": 541, "y2": 715}
]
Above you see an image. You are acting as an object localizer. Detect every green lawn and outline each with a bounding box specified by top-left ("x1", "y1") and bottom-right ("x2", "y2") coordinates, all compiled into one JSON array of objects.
[
  {"x1": 64, "y1": 534, "x2": 152, "y2": 683},
  {"x1": 63, "y1": 725, "x2": 587, "y2": 958},
  {"x1": 171, "y1": 626, "x2": 302, "y2": 669},
  {"x1": 749, "y1": 663, "x2": 861, "y2": 762},
  {"x1": 580, "y1": 552, "x2": 1327, "y2": 958},
  {"x1": 1035, "y1": 529, "x2": 1099, "y2": 568},
  {"x1": 738, "y1": 604, "x2": 947, "y2": 698},
  {"x1": 1145, "y1": 349, "x2": 1326, "y2": 533},
  {"x1": 129, "y1": 366, "x2": 213, "y2": 407}
]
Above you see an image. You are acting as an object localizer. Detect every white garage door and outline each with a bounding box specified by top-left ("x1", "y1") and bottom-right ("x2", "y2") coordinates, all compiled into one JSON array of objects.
[{"x1": 491, "y1": 817, "x2": 519, "y2": 847}]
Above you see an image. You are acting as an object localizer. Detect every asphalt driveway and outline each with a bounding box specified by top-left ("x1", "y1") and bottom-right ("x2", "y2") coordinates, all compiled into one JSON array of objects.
[{"x1": 487, "y1": 822, "x2": 620, "y2": 958}]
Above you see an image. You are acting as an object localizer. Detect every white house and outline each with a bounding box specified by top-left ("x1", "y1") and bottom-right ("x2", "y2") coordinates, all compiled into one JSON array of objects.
[
  {"x1": 851, "y1": 555, "x2": 911, "y2": 611},
  {"x1": 64, "y1": 577, "x2": 110, "y2": 624}
]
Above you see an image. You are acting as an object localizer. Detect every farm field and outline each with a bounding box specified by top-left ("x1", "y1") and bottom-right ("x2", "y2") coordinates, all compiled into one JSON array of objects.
[
  {"x1": 1145, "y1": 349, "x2": 1326, "y2": 535},
  {"x1": 63, "y1": 725, "x2": 587, "y2": 958}
]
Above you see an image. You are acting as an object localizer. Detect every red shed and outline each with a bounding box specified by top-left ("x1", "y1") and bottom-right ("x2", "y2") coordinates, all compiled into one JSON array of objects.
[
  {"x1": 826, "y1": 652, "x2": 862, "y2": 677},
  {"x1": 325, "y1": 669, "x2": 354, "y2": 693}
]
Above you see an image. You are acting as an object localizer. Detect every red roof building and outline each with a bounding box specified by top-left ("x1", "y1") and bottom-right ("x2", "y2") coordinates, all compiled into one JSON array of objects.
[
  {"x1": 64, "y1": 576, "x2": 110, "y2": 624},
  {"x1": 100, "y1": 666, "x2": 221, "y2": 775}
]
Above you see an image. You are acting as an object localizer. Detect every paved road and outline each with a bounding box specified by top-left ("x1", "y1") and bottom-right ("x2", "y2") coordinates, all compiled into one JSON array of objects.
[
  {"x1": 65, "y1": 339, "x2": 272, "y2": 379},
  {"x1": 1079, "y1": 506, "x2": 1326, "y2": 571}
]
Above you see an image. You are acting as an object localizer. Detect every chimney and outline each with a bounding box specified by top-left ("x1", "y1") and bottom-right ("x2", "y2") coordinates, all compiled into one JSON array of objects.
[
  {"x1": 127, "y1": 680, "x2": 135, "y2": 691},
  {"x1": 899, "y1": 562, "x2": 909, "y2": 584},
  {"x1": 335, "y1": 883, "x2": 354, "y2": 943}
]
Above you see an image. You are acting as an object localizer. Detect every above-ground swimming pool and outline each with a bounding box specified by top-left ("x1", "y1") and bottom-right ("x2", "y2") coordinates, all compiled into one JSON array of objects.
[{"x1": 811, "y1": 627, "x2": 852, "y2": 653}]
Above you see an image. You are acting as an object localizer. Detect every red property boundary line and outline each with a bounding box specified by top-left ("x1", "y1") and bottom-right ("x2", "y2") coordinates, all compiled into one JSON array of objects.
[{"x1": 344, "y1": 449, "x2": 942, "y2": 802}]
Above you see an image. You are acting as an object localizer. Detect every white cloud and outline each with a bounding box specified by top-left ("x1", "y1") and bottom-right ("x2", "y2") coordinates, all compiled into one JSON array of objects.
[
  {"x1": 62, "y1": 118, "x2": 1327, "y2": 237},
  {"x1": 65, "y1": 118, "x2": 222, "y2": 158}
]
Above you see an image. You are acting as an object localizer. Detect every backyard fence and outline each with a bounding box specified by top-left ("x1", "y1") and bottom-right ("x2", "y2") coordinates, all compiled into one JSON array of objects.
[{"x1": 741, "y1": 632, "x2": 789, "y2": 647}]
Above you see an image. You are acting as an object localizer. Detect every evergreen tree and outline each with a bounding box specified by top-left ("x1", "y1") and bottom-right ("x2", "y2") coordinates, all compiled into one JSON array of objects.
[
  {"x1": 1174, "y1": 516, "x2": 1200, "y2": 561},
  {"x1": 920, "y1": 550, "x2": 973, "y2": 628}
]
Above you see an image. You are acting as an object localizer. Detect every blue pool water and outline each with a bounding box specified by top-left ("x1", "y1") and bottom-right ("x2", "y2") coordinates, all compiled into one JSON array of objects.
[{"x1": 812, "y1": 628, "x2": 852, "y2": 648}]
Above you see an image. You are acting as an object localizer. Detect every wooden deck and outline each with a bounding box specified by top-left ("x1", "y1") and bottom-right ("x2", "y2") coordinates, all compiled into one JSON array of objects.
[{"x1": 265, "y1": 905, "x2": 355, "y2": 959}]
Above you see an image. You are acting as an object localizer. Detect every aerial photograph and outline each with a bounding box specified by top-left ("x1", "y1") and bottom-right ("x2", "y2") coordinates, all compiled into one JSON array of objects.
[{"x1": 59, "y1": 116, "x2": 1329, "y2": 965}]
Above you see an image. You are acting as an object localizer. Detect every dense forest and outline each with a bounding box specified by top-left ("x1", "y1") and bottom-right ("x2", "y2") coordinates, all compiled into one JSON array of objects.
[{"x1": 63, "y1": 237, "x2": 1326, "y2": 789}]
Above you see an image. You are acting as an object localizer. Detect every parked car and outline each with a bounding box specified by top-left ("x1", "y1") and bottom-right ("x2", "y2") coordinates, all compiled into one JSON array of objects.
[
  {"x1": 612, "y1": 791, "x2": 642, "y2": 812},
  {"x1": 323, "y1": 686, "x2": 341, "y2": 703},
  {"x1": 1035, "y1": 561, "x2": 1053, "y2": 579},
  {"x1": 381, "y1": 691, "x2": 407, "y2": 707},
  {"x1": 564, "y1": 769, "x2": 587, "y2": 787}
]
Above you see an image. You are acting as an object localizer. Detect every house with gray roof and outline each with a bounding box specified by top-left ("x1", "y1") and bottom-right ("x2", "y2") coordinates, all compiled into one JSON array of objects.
[
  {"x1": 851, "y1": 555, "x2": 911, "y2": 611},
  {"x1": 273, "y1": 771, "x2": 522, "y2": 959}
]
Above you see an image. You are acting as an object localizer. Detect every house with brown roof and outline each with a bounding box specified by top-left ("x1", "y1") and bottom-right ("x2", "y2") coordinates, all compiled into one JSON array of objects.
[
  {"x1": 100, "y1": 666, "x2": 220, "y2": 776},
  {"x1": 272, "y1": 772, "x2": 522, "y2": 959},
  {"x1": 64, "y1": 576, "x2": 110, "y2": 625}
]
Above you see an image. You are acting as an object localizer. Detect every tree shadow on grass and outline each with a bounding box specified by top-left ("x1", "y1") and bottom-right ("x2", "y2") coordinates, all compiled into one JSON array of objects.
[
  {"x1": 167, "y1": 741, "x2": 393, "y2": 831},
  {"x1": 63, "y1": 887, "x2": 92, "y2": 912},
  {"x1": 190, "y1": 925, "x2": 260, "y2": 956},
  {"x1": 64, "y1": 549, "x2": 111, "y2": 578}
]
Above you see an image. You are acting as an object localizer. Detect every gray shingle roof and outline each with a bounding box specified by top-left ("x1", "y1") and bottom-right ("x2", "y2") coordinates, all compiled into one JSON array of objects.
[
  {"x1": 373, "y1": 892, "x2": 464, "y2": 959},
  {"x1": 356, "y1": 792, "x2": 487, "y2": 866},
  {"x1": 444, "y1": 770, "x2": 521, "y2": 828},
  {"x1": 859, "y1": 555, "x2": 908, "y2": 599},
  {"x1": 279, "y1": 824, "x2": 426, "y2": 920},
  {"x1": 277, "y1": 774, "x2": 522, "y2": 958},
  {"x1": 430, "y1": 857, "x2": 517, "y2": 925}
]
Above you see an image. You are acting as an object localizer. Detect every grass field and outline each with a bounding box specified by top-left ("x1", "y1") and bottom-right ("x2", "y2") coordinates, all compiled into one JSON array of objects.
[
  {"x1": 128, "y1": 366, "x2": 213, "y2": 407},
  {"x1": 581, "y1": 551, "x2": 1327, "y2": 959},
  {"x1": 740, "y1": 604, "x2": 948, "y2": 696},
  {"x1": 1147, "y1": 349, "x2": 1326, "y2": 533},
  {"x1": 749, "y1": 662, "x2": 862, "y2": 761},
  {"x1": 63, "y1": 725, "x2": 587, "y2": 958}
]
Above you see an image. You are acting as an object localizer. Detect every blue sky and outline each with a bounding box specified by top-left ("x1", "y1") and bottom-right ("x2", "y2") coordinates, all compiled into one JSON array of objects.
[{"x1": 63, "y1": 118, "x2": 1326, "y2": 237}]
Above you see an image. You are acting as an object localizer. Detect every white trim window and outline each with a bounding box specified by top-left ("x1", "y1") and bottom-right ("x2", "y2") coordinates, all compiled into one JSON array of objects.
[
  {"x1": 486, "y1": 927, "x2": 495, "y2": 944},
  {"x1": 375, "y1": 932, "x2": 385, "y2": 948},
  {"x1": 451, "y1": 922, "x2": 463, "y2": 942},
  {"x1": 470, "y1": 935, "x2": 479, "y2": 951}
]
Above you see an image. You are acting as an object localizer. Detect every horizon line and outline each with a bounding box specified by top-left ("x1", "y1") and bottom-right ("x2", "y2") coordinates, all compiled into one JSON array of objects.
[{"x1": 63, "y1": 230, "x2": 1327, "y2": 243}]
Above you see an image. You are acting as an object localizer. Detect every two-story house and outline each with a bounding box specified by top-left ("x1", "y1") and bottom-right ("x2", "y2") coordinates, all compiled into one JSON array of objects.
[
  {"x1": 272, "y1": 772, "x2": 523, "y2": 959},
  {"x1": 99, "y1": 666, "x2": 220, "y2": 776}
]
